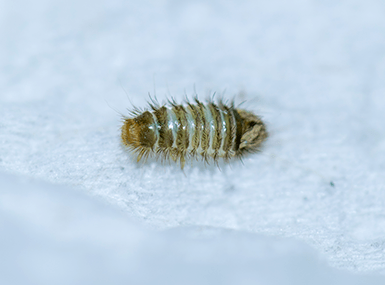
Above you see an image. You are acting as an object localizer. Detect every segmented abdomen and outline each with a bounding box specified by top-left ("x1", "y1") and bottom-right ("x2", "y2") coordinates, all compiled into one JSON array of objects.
[{"x1": 121, "y1": 98, "x2": 267, "y2": 168}]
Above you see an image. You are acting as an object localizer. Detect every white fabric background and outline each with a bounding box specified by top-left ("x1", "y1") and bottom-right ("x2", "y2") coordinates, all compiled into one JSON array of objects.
[{"x1": 1, "y1": 0, "x2": 385, "y2": 284}]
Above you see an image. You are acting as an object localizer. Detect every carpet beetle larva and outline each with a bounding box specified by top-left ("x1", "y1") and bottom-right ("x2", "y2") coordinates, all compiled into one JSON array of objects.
[{"x1": 121, "y1": 97, "x2": 268, "y2": 169}]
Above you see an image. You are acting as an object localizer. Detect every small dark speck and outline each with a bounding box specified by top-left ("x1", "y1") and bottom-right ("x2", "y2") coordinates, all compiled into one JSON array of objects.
[
  {"x1": 330, "y1": 181, "x2": 335, "y2": 187},
  {"x1": 120, "y1": 166, "x2": 125, "y2": 171},
  {"x1": 224, "y1": 184, "x2": 235, "y2": 193}
]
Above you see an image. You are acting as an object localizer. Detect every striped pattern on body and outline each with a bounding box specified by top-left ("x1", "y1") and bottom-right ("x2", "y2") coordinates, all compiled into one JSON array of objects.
[{"x1": 121, "y1": 98, "x2": 267, "y2": 169}]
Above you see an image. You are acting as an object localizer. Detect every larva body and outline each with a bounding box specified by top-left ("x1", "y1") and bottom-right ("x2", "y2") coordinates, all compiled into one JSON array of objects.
[{"x1": 121, "y1": 98, "x2": 267, "y2": 169}]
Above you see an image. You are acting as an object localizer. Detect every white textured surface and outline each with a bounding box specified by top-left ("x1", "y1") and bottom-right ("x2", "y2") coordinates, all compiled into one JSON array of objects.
[
  {"x1": 1, "y1": 173, "x2": 384, "y2": 285},
  {"x1": 1, "y1": 0, "x2": 385, "y2": 283}
]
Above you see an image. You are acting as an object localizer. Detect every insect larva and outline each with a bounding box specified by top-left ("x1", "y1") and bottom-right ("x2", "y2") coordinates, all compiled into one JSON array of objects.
[{"x1": 121, "y1": 97, "x2": 268, "y2": 169}]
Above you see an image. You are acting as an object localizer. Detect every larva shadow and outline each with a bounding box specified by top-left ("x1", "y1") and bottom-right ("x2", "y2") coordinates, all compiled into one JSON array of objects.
[
  {"x1": 121, "y1": 96, "x2": 268, "y2": 170},
  {"x1": 125, "y1": 151, "x2": 228, "y2": 175}
]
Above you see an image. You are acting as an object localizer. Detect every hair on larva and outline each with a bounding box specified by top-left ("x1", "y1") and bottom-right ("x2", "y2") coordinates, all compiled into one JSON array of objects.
[{"x1": 121, "y1": 96, "x2": 268, "y2": 169}]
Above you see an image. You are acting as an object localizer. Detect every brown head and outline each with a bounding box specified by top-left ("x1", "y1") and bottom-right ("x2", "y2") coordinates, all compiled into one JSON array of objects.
[
  {"x1": 236, "y1": 109, "x2": 268, "y2": 155},
  {"x1": 121, "y1": 111, "x2": 156, "y2": 160}
]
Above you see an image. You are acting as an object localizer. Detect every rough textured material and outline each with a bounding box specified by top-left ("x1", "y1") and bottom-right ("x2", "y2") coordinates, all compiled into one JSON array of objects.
[{"x1": 1, "y1": 0, "x2": 385, "y2": 283}]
